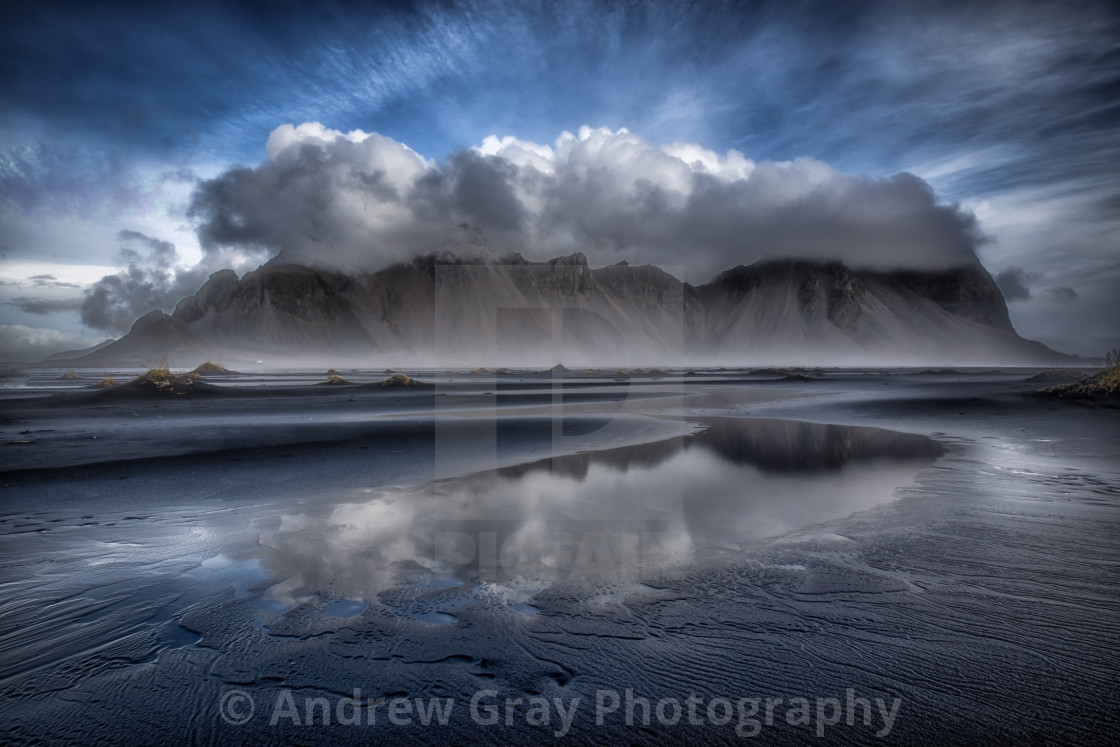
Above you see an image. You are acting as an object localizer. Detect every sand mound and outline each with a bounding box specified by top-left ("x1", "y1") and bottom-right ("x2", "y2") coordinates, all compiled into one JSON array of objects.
[
  {"x1": 375, "y1": 373, "x2": 422, "y2": 388},
  {"x1": 57, "y1": 371, "x2": 78, "y2": 380},
  {"x1": 191, "y1": 361, "x2": 238, "y2": 376},
  {"x1": 1034, "y1": 367, "x2": 1120, "y2": 401},
  {"x1": 92, "y1": 377, "x2": 119, "y2": 388},
  {"x1": 782, "y1": 373, "x2": 813, "y2": 382},
  {"x1": 120, "y1": 368, "x2": 208, "y2": 395},
  {"x1": 320, "y1": 374, "x2": 351, "y2": 385}
]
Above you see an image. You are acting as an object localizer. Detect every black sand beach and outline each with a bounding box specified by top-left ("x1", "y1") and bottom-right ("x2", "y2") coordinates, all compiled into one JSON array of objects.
[{"x1": 1, "y1": 369, "x2": 1118, "y2": 744}]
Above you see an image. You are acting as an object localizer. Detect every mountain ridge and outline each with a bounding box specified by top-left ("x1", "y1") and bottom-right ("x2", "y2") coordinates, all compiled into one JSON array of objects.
[{"x1": 57, "y1": 253, "x2": 1071, "y2": 367}]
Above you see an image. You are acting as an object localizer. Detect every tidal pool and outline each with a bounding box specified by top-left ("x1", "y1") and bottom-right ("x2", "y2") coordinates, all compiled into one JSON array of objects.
[{"x1": 253, "y1": 417, "x2": 943, "y2": 604}]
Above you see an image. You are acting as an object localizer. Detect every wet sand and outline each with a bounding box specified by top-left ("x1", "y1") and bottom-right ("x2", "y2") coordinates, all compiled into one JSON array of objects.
[{"x1": 1, "y1": 369, "x2": 1118, "y2": 744}]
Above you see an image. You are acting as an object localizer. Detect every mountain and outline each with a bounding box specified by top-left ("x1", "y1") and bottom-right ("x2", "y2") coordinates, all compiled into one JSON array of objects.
[
  {"x1": 61, "y1": 252, "x2": 1069, "y2": 367},
  {"x1": 687, "y1": 259, "x2": 1059, "y2": 363},
  {"x1": 39, "y1": 337, "x2": 116, "y2": 363}
]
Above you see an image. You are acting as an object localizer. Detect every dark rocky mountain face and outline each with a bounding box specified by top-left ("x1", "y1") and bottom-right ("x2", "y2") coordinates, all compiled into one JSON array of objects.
[
  {"x1": 874, "y1": 265, "x2": 1015, "y2": 331},
  {"x1": 700, "y1": 260, "x2": 1014, "y2": 333},
  {"x1": 67, "y1": 253, "x2": 1067, "y2": 367}
]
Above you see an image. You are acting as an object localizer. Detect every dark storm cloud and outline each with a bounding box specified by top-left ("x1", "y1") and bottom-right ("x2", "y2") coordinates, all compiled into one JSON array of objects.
[
  {"x1": 117, "y1": 230, "x2": 176, "y2": 268},
  {"x1": 28, "y1": 274, "x2": 80, "y2": 289},
  {"x1": 189, "y1": 166, "x2": 275, "y2": 256},
  {"x1": 80, "y1": 231, "x2": 207, "y2": 332},
  {"x1": 188, "y1": 126, "x2": 983, "y2": 279},
  {"x1": 411, "y1": 150, "x2": 526, "y2": 233},
  {"x1": 188, "y1": 126, "x2": 422, "y2": 264},
  {"x1": 995, "y1": 267, "x2": 1035, "y2": 302},
  {"x1": 1043, "y1": 286, "x2": 1078, "y2": 303},
  {"x1": 4, "y1": 297, "x2": 83, "y2": 315}
]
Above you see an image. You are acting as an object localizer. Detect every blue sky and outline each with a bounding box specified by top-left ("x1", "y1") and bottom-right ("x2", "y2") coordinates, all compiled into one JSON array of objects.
[{"x1": 1, "y1": 0, "x2": 1117, "y2": 358}]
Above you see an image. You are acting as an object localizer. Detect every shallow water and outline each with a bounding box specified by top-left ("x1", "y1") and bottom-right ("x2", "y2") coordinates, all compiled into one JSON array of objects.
[
  {"x1": 252, "y1": 418, "x2": 942, "y2": 604},
  {"x1": 0, "y1": 417, "x2": 940, "y2": 675}
]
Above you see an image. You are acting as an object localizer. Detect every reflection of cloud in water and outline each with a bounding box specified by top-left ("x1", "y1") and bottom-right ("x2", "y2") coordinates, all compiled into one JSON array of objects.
[{"x1": 252, "y1": 418, "x2": 942, "y2": 603}]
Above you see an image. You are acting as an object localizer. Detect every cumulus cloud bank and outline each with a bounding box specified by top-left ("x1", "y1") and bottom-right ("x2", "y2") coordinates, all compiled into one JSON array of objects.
[{"x1": 189, "y1": 124, "x2": 983, "y2": 281}]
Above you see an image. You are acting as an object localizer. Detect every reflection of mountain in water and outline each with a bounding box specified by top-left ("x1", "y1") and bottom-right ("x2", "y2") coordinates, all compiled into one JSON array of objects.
[
  {"x1": 495, "y1": 434, "x2": 687, "y2": 482},
  {"x1": 498, "y1": 417, "x2": 943, "y2": 481},
  {"x1": 250, "y1": 418, "x2": 943, "y2": 603},
  {"x1": 691, "y1": 418, "x2": 942, "y2": 472}
]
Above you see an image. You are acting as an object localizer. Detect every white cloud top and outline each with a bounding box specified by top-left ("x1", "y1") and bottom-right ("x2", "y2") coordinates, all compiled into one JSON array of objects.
[{"x1": 189, "y1": 123, "x2": 981, "y2": 281}]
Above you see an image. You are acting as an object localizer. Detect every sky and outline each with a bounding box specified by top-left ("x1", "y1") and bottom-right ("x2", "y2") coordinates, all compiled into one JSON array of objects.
[{"x1": 0, "y1": 0, "x2": 1117, "y2": 359}]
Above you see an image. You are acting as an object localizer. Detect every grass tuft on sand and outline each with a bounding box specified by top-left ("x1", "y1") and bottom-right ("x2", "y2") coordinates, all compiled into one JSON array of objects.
[
  {"x1": 129, "y1": 359, "x2": 200, "y2": 394},
  {"x1": 321, "y1": 374, "x2": 350, "y2": 385},
  {"x1": 377, "y1": 372, "x2": 420, "y2": 387},
  {"x1": 93, "y1": 377, "x2": 119, "y2": 388},
  {"x1": 1034, "y1": 349, "x2": 1120, "y2": 401},
  {"x1": 58, "y1": 370, "x2": 78, "y2": 380}
]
